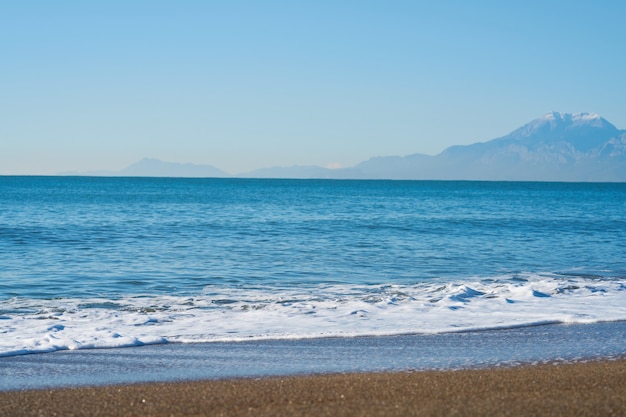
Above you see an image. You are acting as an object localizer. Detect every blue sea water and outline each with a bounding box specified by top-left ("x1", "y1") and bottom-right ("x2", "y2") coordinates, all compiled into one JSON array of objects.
[{"x1": 1, "y1": 177, "x2": 626, "y2": 357}]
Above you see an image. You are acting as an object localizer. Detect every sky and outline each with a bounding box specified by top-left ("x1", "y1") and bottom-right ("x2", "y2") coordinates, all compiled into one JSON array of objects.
[{"x1": 2, "y1": 0, "x2": 625, "y2": 175}]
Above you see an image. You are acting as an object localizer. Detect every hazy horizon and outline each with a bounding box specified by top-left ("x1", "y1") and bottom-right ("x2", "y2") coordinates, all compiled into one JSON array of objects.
[{"x1": 2, "y1": 1, "x2": 625, "y2": 175}]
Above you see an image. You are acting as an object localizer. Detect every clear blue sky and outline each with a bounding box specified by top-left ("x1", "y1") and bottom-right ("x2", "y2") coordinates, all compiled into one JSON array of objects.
[{"x1": 2, "y1": 0, "x2": 625, "y2": 175}]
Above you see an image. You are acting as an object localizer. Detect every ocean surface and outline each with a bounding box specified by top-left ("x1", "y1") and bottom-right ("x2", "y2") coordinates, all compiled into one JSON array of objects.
[{"x1": 1, "y1": 177, "x2": 626, "y2": 358}]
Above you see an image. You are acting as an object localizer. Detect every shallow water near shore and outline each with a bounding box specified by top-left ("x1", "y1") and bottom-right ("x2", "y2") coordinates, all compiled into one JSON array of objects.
[{"x1": 1, "y1": 321, "x2": 625, "y2": 391}]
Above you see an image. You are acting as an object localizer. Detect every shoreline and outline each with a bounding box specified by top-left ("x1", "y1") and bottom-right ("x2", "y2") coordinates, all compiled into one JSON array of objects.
[
  {"x1": 2, "y1": 321, "x2": 626, "y2": 391},
  {"x1": 3, "y1": 359, "x2": 626, "y2": 416}
]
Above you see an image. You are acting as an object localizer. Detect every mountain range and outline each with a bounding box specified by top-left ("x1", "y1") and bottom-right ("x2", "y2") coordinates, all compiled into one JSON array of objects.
[{"x1": 67, "y1": 112, "x2": 626, "y2": 182}]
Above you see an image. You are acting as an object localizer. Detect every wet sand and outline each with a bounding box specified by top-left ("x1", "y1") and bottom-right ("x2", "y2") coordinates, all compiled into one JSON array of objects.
[{"x1": 2, "y1": 359, "x2": 625, "y2": 417}]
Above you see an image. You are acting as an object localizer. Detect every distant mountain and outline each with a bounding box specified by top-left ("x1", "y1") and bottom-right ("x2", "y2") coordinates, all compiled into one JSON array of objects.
[
  {"x1": 345, "y1": 112, "x2": 626, "y2": 181},
  {"x1": 60, "y1": 112, "x2": 626, "y2": 181},
  {"x1": 119, "y1": 158, "x2": 228, "y2": 178},
  {"x1": 63, "y1": 158, "x2": 229, "y2": 178}
]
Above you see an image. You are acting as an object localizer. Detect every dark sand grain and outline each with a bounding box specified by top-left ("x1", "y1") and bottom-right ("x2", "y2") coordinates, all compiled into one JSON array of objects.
[{"x1": 2, "y1": 360, "x2": 626, "y2": 417}]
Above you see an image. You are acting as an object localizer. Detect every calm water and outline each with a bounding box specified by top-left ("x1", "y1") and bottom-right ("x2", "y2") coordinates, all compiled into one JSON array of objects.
[{"x1": 1, "y1": 177, "x2": 626, "y2": 356}]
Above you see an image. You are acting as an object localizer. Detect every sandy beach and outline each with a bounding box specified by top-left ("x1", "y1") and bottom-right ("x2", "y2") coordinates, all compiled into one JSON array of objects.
[{"x1": 2, "y1": 359, "x2": 625, "y2": 417}]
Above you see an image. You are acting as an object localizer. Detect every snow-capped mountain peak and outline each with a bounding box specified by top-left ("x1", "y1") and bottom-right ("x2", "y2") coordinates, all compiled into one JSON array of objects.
[
  {"x1": 511, "y1": 111, "x2": 617, "y2": 140},
  {"x1": 542, "y1": 111, "x2": 600, "y2": 121},
  {"x1": 537, "y1": 111, "x2": 606, "y2": 126}
]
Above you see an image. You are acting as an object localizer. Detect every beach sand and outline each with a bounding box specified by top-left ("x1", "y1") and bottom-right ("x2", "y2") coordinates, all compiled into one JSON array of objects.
[{"x1": 2, "y1": 359, "x2": 625, "y2": 417}]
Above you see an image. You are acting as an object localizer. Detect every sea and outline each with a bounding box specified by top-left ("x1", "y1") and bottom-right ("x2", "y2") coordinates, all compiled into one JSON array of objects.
[{"x1": 1, "y1": 177, "x2": 626, "y2": 381}]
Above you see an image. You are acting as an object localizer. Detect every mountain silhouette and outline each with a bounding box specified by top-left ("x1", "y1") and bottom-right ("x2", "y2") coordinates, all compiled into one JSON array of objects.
[
  {"x1": 342, "y1": 112, "x2": 626, "y2": 181},
  {"x1": 64, "y1": 112, "x2": 626, "y2": 181},
  {"x1": 119, "y1": 158, "x2": 228, "y2": 178}
]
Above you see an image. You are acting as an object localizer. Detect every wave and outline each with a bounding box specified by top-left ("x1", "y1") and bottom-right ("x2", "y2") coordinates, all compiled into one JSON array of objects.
[{"x1": 1, "y1": 274, "x2": 625, "y2": 357}]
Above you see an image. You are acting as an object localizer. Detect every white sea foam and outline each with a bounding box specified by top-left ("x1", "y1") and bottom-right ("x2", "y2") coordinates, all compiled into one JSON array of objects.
[{"x1": 1, "y1": 274, "x2": 625, "y2": 357}]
